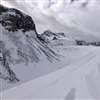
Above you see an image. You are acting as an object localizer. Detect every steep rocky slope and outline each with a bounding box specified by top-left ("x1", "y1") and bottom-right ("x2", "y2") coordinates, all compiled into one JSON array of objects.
[{"x1": 0, "y1": 4, "x2": 59, "y2": 84}]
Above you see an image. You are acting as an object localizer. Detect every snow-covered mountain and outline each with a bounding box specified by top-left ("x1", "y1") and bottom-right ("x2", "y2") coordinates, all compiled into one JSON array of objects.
[
  {"x1": 0, "y1": 4, "x2": 76, "y2": 92},
  {"x1": 0, "y1": 4, "x2": 65, "y2": 90},
  {"x1": 1, "y1": 0, "x2": 100, "y2": 99}
]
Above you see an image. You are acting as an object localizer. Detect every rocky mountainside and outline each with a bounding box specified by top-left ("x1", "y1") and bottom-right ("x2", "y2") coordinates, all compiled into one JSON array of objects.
[
  {"x1": 0, "y1": 4, "x2": 59, "y2": 83},
  {"x1": 0, "y1": 3, "x2": 100, "y2": 92},
  {"x1": 1, "y1": 1, "x2": 100, "y2": 99}
]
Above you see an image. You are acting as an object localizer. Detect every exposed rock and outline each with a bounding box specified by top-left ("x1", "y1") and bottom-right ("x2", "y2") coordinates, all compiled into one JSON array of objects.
[
  {"x1": 0, "y1": 4, "x2": 37, "y2": 33},
  {"x1": 40, "y1": 30, "x2": 66, "y2": 43},
  {"x1": 76, "y1": 40, "x2": 100, "y2": 46}
]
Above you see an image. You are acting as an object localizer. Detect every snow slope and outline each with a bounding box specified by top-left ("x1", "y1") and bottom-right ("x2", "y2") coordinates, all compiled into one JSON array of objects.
[
  {"x1": 0, "y1": 4, "x2": 63, "y2": 91},
  {"x1": 1, "y1": 46, "x2": 100, "y2": 99},
  {"x1": 1, "y1": 0, "x2": 100, "y2": 99}
]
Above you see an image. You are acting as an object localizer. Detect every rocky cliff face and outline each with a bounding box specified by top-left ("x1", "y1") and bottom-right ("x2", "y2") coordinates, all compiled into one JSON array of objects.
[{"x1": 0, "y1": 4, "x2": 37, "y2": 33}]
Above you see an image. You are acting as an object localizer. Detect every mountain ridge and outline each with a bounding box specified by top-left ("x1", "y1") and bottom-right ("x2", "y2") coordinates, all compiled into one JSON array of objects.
[{"x1": 0, "y1": 4, "x2": 59, "y2": 84}]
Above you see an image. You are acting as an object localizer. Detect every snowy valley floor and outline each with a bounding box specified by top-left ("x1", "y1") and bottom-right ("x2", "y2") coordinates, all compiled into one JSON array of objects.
[{"x1": 1, "y1": 46, "x2": 100, "y2": 100}]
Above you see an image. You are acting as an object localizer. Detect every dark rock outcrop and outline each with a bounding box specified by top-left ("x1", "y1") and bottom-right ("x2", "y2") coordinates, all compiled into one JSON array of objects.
[
  {"x1": 0, "y1": 4, "x2": 37, "y2": 33},
  {"x1": 40, "y1": 30, "x2": 66, "y2": 43},
  {"x1": 76, "y1": 40, "x2": 100, "y2": 46}
]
